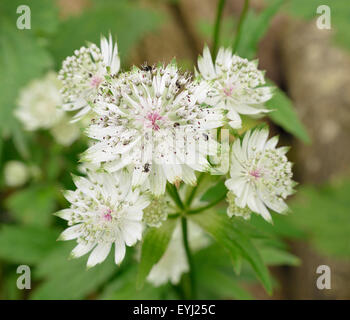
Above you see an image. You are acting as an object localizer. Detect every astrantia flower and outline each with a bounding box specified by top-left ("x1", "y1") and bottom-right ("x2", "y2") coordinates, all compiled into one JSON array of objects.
[
  {"x1": 58, "y1": 34, "x2": 120, "y2": 121},
  {"x1": 197, "y1": 46, "x2": 272, "y2": 129},
  {"x1": 55, "y1": 170, "x2": 149, "y2": 267},
  {"x1": 225, "y1": 127, "x2": 295, "y2": 222},
  {"x1": 147, "y1": 221, "x2": 209, "y2": 286},
  {"x1": 4, "y1": 161, "x2": 29, "y2": 187},
  {"x1": 226, "y1": 191, "x2": 252, "y2": 220},
  {"x1": 82, "y1": 62, "x2": 223, "y2": 196},
  {"x1": 15, "y1": 72, "x2": 64, "y2": 131},
  {"x1": 143, "y1": 195, "x2": 174, "y2": 228}
]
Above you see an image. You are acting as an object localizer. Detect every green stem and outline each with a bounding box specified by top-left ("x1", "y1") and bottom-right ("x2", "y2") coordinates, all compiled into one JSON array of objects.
[
  {"x1": 185, "y1": 173, "x2": 204, "y2": 207},
  {"x1": 187, "y1": 192, "x2": 227, "y2": 215},
  {"x1": 232, "y1": 0, "x2": 250, "y2": 53},
  {"x1": 166, "y1": 183, "x2": 185, "y2": 211},
  {"x1": 181, "y1": 217, "x2": 197, "y2": 299},
  {"x1": 212, "y1": 0, "x2": 227, "y2": 58}
]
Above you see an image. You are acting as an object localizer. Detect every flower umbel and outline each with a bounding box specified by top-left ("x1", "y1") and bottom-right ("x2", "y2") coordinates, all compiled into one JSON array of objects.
[
  {"x1": 197, "y1": 46, "x2": 272, "y2": 129},
  {"x1": 225, "y1": 127, "x2": 295, "y2": 222},
  {"x1": 58, "y1": 34, "x2": 120, "y2": 121},
  {"x1": 56, "y1": 170, "x2": 149, "y2": 267},
  {"x1": 83, "y1": 62, "x2": 223, "y2": 196},
  {"x1": 15, "y1": 72, "x2": 64, "y2": 131}
]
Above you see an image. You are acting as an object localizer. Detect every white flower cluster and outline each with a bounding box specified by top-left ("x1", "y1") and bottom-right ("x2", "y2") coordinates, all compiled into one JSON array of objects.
[
  {"x1": 15, "y1": 71, "x2": 80, "y2": 146},
  {"x1": 58, "y1": 34, "x2": 120, "y2": 122},
  {"x1": 197, "y1": 46, "x2": 272, "y2": 129},
  {"x1": 51, "y1": 35, "x2": 295, "y2": 282}
]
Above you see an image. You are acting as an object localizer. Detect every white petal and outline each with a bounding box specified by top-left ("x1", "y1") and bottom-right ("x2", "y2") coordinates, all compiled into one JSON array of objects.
[
  {"x1": 71, "y1": 242, "x2": 95, "y2": 258},
  {"x1": 114, "y1": 234, "x2": 126, "y2": 265},
  {"x1": 87, "y1": 242, "x2": 112, "y2": 268},
  {"x1": 58, "y1": 224, "x2": 82, "y2": 241}
]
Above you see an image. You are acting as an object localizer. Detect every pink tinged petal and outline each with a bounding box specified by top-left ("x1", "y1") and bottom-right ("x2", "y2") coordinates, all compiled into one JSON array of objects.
[
  {"x1": 58, "y1": 224, "x2": 82, "y2": 241},
  {"x1": 114, "y1": 234, "x2": 126, "y2": 265},
  {"x1": 71, "y1": 242, "x2": 95, "y2": 258},
  {"x1": 87, "y1": 242, "x2": 112, "y2": 268}
]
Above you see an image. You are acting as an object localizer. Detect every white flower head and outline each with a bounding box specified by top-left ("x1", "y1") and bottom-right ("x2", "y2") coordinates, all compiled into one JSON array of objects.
[
  {"x1": 147, "y1": 221, "x2": 209, "y2": 286},
  {"x1": 55, "y1": 170, "x2": 149, "y2": 268},
  {"x1": 4, "y1": 160, "x2": 29, "y2": 187},
  {"x1": 143, "y1": 195, "x2": 174, "y2": 228},
  {"x1": 58, "y1": 34, "x2": 120, "y2": 121},
  {"x1": 197, "y1": 46, "x2": 272, "y2": 129},
  {"x1": 15, "y1": 72, "x2": 64, "y2": 131},
  {"x1": 225, "y1": 127, "x2": 295, "y2": 222},
  {"x1": 82, "y1": 62, "x2": 223, "y2": 196}
]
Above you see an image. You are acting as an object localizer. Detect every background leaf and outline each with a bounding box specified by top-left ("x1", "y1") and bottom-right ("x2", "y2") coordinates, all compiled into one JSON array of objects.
[
  {"x1": 189, "y1": 210, "x2": 273, "y2": 294},
  {"x1": 266, "y1": 83, "x2": 311, "y2": 143},
  {"x1": 235, "y1": 0, "x2": 285, "y2": 59},
  {"x1": 137, "y1": 219, "x2": 177, "y2": 289},
  {"x1": 50, "y1": 1, "x2": 162, "y2": 68},
  {"x1": 0, "y1": 225, "x2": 58, "y2": 265}
]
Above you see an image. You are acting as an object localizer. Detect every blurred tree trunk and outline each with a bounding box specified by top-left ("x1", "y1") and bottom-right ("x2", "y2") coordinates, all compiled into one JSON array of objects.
[{"x1": 277, "y1": 19, "x2": 350, "y2": 300}]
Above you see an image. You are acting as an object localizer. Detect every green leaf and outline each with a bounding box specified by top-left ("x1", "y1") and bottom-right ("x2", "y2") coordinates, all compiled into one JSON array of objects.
[
  {"x1": 0, "y1": 0, "x2": 59, "y2": 35},
  {"x1": 0, "y1": 225, "x2": 58, "y2": 265},
  {"x1": 288, "y1": 179, "x2": 350, "y2": 258},
  {"x1": 32, "y1": 242, "x2": 117, "y2": 300},
  {"x1": 50, "y1": 1, "x2": 162, "y2": 68},
  {"x1": 194, "y1": 244, "x2": 252, "y2": 299},
  {"x1": 100, "y1": 265, "x2": 164, "y2": 300},
  {"x1": 266, "y1": 83, "x2": 311, "y2": 143},
  {"x1": 258, "y1": 246, "x2": 301, "y2": 266},
  {"x1": 137, "y1": 219, "x2": 177, "y2": 289},
  {"x1": 0, "y1": 19, "x2": 52, "y2": 151},
  {"x1": 200, "y1": 180, "x2": 227, "y2": 203},
  {"x1": 235, "y1": 0, "x2": 285, "y2": 59},
  {"x1": 189, "y1": 210, "x2": 273, "y2": 294},
  {"x1": 6, "y1": 184, "x2": 57, "y2": 226}
]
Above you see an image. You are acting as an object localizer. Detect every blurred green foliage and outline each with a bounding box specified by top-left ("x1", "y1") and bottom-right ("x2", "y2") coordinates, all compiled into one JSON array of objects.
[{"x1": 283, "y1": 0, "x2": 350, "y2": 51}]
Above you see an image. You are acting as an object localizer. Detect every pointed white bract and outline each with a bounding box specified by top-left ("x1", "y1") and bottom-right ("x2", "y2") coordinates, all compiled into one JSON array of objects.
[
  {"x1": 56, "y1": 170, "x2": 149, "y2": 267},
  {"x1": 147, "y1": 221, "x2": 209, "y2": 286},
  {"x1": 225, "y1": 127, "x2": 295, "y2": 222},
  {"x1": 58, "y1": 34, "x2": 120, "y2": 122},
  {"x1": 82, "y1": 62, "x2": 223, "y2": 196},
  {"x1": 197, "y1": 46, "x2": 272, "y2": 129}
]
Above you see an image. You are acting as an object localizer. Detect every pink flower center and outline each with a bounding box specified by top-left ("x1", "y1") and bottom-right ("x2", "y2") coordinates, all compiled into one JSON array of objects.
[
  {"x1": 90, "y1": 75, "x2": 103, "y2": 88},
  {"x1": 102, "y1": 208, "x2": 113, "y2": 222},
  {"x1": 223, "y1": 86, "x2": 234, "y2": 97},
  {"x1": 146, "y1": 112, "x2": 163, "y2": 131},
  {"x1": 249, "y1": 169, "x2": 262, "y2": 179}
]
